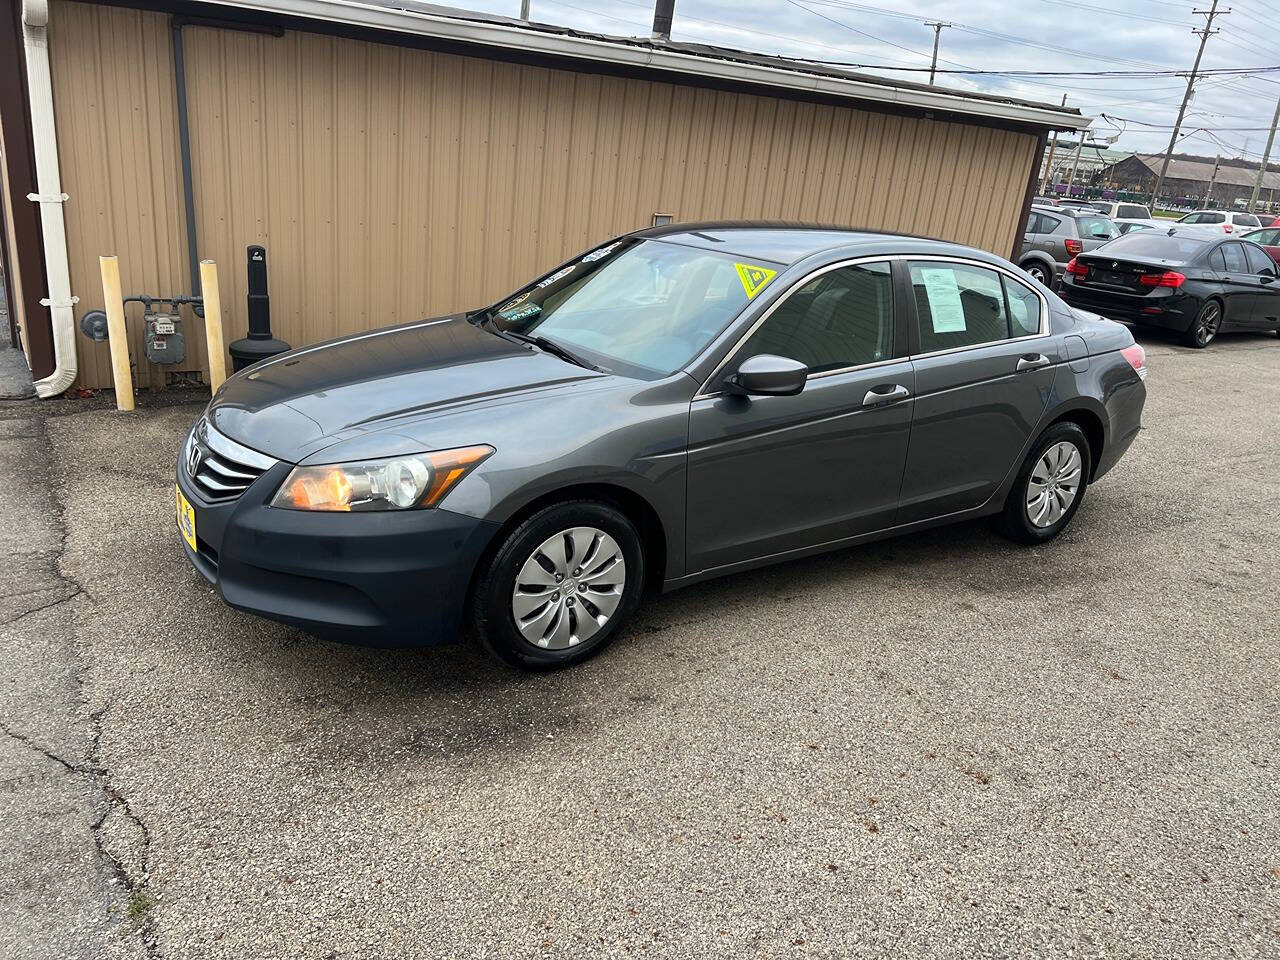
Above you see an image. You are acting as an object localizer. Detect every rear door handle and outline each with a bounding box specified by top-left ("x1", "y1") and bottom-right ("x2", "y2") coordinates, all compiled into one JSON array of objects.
[
  {"x1": 862, "y1": 383, "x2": 911, "y2": 407},
  {"x1": 1017, "y1": 353, "x2": 1051, "y2": 372}
]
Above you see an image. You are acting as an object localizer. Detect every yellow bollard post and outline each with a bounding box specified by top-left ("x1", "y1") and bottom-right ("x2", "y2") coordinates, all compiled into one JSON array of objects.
[
  {"x1": 98, "y1": 256, "x2": 134, "y2": 412},
  {"x1": 199, "y1": 259, "x2": 227, "y2": 393}
]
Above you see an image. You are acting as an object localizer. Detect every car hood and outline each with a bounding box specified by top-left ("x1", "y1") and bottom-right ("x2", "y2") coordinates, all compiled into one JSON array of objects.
[{"x1": 206, "y1": 315, "x2": 606, "y2": 463}]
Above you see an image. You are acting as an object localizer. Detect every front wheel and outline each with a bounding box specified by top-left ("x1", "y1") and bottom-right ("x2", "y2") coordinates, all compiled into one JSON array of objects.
[
  {"x1": 997, "y1": 422, "x2": 1092, "y2": 545},
  {"x1": 1182, "y1": 299, "x2": 1222, "y2": 348},
  {"x1": 471, "y1": 501, "x2": 645, "y2": 670}
]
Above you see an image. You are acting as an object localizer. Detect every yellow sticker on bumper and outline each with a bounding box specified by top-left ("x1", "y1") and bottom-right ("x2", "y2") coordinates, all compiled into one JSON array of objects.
[
  {"x1": 175, "y1": 484, "x2": 197, "y2": 552},
  {"x1": 735, "y1": 262, "x2": 777, "y2": 299}
]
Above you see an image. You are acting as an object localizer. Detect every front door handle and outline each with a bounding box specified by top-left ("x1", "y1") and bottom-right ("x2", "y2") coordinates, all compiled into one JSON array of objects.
[
  {"x1": 862, "y1": 383, "x2": 911, "y2": 407},
  {"x1": 1016, "y1": 353, "x2": 1051, "y2": 372}
]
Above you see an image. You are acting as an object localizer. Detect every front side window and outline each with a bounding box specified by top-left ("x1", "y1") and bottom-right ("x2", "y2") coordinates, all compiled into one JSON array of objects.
[
  {"x1": 488, "y1": 239, "x2": 774, "y2": 377},
  {"x1": 910, "y1": 262, "x2": 1011, "y2": 353},
  {"x1": 737, "y1": 262, "x2": 894, "y2": 374}
]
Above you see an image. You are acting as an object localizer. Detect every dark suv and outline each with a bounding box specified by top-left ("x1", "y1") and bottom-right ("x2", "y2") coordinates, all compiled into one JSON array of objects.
[{"x1": 1018, "y1": 205, "x2": 1119, "y2": 287}]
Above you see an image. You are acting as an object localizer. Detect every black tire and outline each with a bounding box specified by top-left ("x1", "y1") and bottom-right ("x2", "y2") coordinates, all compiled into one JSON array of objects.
[
  {"x1": 470, "y1": 500, "x2": 645, "y2": 670},
  {"x1": 997, "y1": 422, "x2": 1092, "y2": 545},
  {"x1": 1182, "y1": 299, "x2": 1222, "y2": 348},
  {"x1": 1021, "y1": 261, "x2": 1051, "y2": 287}
]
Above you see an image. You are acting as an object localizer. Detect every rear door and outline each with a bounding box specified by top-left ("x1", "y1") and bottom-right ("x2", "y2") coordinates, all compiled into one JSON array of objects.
[
  {"x1": 1243, "y1": 243, "x2": 1280, "y2": 328},
  {"x1": 897, "y1": 259, "x2": 1060, "y2": 525},
  {"x1": 1211, "y1": 242, "x2": 1263, "y2": 327}
]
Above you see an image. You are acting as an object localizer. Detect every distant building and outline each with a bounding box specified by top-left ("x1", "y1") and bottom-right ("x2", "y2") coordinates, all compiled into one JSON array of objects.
[{"x1": 1095, "y1": 153, "x2": 1280, "y2": 208}]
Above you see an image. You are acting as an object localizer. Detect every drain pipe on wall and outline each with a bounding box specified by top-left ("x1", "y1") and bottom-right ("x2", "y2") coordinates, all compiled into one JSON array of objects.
[{"x1": 23, "y1": 0, "x2": 78, "y2": 397}]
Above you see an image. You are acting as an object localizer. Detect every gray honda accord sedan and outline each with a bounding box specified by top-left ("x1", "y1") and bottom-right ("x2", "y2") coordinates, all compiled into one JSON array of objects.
[{"x1": 176, "y1": 223, "x2": 1147, "y2": 669}]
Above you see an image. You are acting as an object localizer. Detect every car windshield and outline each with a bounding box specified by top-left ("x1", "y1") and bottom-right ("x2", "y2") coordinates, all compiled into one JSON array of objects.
[
  {"x1": 484, "y1": 239, "x2": 768, "y2": 378},
  {"x1": 1098, "y1": 232, "x2": 1208, "y2": 263},
  {"x1": 1077, "y1": 216, "x2": 1117, "y2": 239}
]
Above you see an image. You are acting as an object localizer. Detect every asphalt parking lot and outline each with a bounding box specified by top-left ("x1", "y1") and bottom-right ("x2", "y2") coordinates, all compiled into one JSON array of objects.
[{"x1": 1, "y1": 333, "x2": 1278, "y2": 959}]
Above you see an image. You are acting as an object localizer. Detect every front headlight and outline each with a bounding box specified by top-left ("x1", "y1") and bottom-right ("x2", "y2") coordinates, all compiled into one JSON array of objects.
[{"x1": 270, "y1": 445, "x2": 493, "y2": 512}]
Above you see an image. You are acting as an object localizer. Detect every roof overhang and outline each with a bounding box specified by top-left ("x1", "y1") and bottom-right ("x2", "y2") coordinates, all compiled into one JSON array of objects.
[{"x1": 179, "y1": 0, "x2": 1091, "y2": 131}]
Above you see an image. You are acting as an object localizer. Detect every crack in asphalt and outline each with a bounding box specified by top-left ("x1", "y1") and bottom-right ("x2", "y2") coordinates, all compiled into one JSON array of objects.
[{"x1": 5, "y1": 410, "x2": 162, "y2": 959}]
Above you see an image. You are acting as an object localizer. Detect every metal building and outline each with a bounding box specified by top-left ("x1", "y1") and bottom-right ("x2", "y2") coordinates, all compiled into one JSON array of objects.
[{"x1": 1, "y1": 0, "x2": 1087, "y2": 394}]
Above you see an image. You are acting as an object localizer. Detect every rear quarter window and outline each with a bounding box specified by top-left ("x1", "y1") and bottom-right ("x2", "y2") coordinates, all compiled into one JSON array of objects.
[
  {"x1": 1235, "y1": 214, "x2": 1261, "y2": 227},
  {"x1": 1118, "y1": 204, "x2": 1151, "y2": 219}
]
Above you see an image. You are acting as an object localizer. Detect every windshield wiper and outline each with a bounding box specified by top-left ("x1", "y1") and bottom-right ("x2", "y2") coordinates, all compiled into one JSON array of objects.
[
  {"x1": 509, "y1": 332, "x2": 604, "y2": 372},
  {"x1": 475, "y1": 315, "x2": 603, "y2": 372}
]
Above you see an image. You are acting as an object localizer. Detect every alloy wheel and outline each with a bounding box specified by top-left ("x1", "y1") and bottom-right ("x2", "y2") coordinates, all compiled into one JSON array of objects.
[
  {"x1": 1196, "y1": 303, "x2": 1221, "y2": 345},
  {"x1": 511, "y1": 526, "x2": 626, "y2": 649},
  {"x1": 1025, "y1": 441, "x2": 1083, "y2": 528}
]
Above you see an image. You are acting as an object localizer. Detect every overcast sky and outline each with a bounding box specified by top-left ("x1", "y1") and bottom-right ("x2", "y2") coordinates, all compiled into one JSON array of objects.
[{"x1": 443, "y1": 0, "x2": 1280, "y2": 161}]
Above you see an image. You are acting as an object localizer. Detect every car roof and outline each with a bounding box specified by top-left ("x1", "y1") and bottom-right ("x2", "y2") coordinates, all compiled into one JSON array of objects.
[
  {"x1": 628, "y1": 220, "x2": 1005, "y2": 267},
  {"x1": 1030, "y1": 204, "x2": 1101, "y2": 218}
]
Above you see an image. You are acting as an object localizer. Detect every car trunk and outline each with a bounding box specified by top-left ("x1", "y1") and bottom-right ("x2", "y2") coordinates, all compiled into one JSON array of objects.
[{"x1": 1073, "y1": 253, "x2": 1183, "y2": 295}]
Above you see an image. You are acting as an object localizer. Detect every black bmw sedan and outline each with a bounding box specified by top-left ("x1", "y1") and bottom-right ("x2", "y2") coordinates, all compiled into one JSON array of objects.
[
  {"x1": 1059, "y1": 229, "x2": 1280, "y2": 347},
  {"x1": 176, "y1": 223, "x2": 1146, "y2": 669}
]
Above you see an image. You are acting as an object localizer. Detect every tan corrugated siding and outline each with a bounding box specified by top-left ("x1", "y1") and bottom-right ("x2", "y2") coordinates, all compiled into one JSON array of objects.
[{"x1": 48, "y1": 0, "x2": 1038, "y2": 389}]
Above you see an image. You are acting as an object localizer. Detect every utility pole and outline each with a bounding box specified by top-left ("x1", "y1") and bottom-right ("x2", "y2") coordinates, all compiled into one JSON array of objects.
[
  {"x1": 1248, "y1": 94, "x2": 1280, "y2": 212},
  {"x1": 1151, "y1": 0, "x2": 1226, "y2": 209},
  {"x1": 1068, "y1": 136, "x2": 1086, "y2": 192},
  {"x1": 926, "y1": 21, "x2": 950, "y2": 85},
  {"x1": 1203, "y1": 154, "x2": 1221, "y2": 209},
  {"x1": 519, "y1": 0, "x2": 529, "y2": 20},
  {"x1": 651, "y1": 0, "x2": 675, "y2": 40},
  {"x1": 1040, "y1": 95, "x2": 1069, "y2": 193}
]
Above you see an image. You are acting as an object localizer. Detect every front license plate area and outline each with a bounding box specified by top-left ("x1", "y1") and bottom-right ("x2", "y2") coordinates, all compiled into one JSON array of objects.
[{"x1": 175, "y1": 484, "x2": 197, "y2": 552}]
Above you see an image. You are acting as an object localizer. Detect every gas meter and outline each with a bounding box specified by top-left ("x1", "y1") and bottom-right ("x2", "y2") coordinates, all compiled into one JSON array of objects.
[{"x1": 144, "y1": 306, "x2": 185, "y2": 365}]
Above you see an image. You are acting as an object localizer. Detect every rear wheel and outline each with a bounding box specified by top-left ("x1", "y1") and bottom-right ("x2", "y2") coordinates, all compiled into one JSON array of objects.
[
  {"x1": 1022, "y1": 261, "x2": 1051, "y2": 286},
  {"x1": 997, "y1": 422, "x2": 1092, "y2": 545},
  {"x1": 1182, "y1": 299, "x2": 1222, "y2": 348},
  {"x1": 471, "y1": 501, "x2": 645, "y2": 670}
]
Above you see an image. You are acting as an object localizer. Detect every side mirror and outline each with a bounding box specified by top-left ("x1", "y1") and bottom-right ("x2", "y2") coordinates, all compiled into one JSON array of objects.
[{"x1": 726, "y1": 354, "x2": 808, "y2": 397}]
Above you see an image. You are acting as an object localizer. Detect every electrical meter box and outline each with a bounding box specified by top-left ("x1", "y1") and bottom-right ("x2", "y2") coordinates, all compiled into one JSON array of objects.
[{"x1": 144, "y1": 312, "x2": 185, "y2": 365}]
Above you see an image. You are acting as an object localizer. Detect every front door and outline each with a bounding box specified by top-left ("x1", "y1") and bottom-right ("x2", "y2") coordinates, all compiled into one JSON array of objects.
[
  {"x1": 686, "y1": 259, "x2": 913, "y2": 573},
  {"x1": 896, "y1": 259, "x2": 1061, "y2": 525}
]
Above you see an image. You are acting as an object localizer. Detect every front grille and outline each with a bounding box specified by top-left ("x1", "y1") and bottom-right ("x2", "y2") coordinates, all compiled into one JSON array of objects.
[{"x1": 183, "y1": 419, "x2": 277, "y2": 502}]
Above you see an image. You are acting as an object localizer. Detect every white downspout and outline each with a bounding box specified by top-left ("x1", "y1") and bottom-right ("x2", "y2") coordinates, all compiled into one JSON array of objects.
[{"x1": 23, "y1": 0, "x2": 78, "y2": 397}]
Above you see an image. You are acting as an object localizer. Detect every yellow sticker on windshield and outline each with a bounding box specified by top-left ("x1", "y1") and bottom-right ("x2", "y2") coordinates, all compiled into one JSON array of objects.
[{"x1": 735, "y1": 262, "x2": 777, "y2": 299}]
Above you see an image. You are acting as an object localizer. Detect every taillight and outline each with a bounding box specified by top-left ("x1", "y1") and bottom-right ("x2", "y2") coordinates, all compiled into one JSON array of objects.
[
  {"x1": 1138, "y1": 271, "x2": 1185, "y2": 287},
  {"x1": 1121, "y1": 343, "x2": 1147, "y2": 380},
  {"x1": 1224, "y1": 224, "x2": 1233, "y2": 233},
  {"x1": 1065, "y1": 238, "x2": 1083, "y2": 256},
  {"x1": 1065, "y1": 257, "x2": 1089, "y2": 277}
]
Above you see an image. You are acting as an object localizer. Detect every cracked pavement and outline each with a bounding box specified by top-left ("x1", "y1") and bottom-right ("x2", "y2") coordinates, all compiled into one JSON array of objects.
[{"x1": 1, "y1": 334, "x2": 1278, "y2": 958}]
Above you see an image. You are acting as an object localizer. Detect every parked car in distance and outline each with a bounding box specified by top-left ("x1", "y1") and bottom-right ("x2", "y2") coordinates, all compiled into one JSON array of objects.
[
  {"x1": 175, "y1": 223, "x2": 1148, "y2": 669},
  {"x1": 1049, "y1": 195, "x2": 1111, "y2": 211},
  {"x1": 1060, "y1": 230, "x2": 1280, "y2": 347},
  {"x1": 1018, "y1": 204, "x2": 1119, "y2": 287},
  {"x1": 1241, "y1": 226, "x2": 1280, "y2": 265},
  {"x1": 1174, "y1": 209, "x2": 1262, "y2": 235},
  {"x1": 1094, "y1": 201, "x2": 1153, "y2": 221},
  {"x1": 1114, "y1": 219, "x2": 1163, "y2": 236}
]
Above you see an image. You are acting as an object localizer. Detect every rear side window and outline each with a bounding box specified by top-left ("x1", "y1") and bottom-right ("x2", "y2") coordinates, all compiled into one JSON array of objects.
[
  {"x1": 1244, "y1": 244, "x2": 1276, "y2": 275},
  {"x1": 1206, "y1": 213, "x2": 1226, "y2": 224},
  {"x1": 1220, "y1": 243, "x2": 1249, "y2": 273},
  {"x1": 910, "y1": 262, "x2": 1010, "y2": 353},
  {"x1": 739, "y1": 261, "x2": 894, "y2": 374},
  {"x1": 1118, "y1": 204, "x2": 1150, "y2": 219},
  {"x1": 1002, "y1": 276, "x2": 1042, "y2": 336}
]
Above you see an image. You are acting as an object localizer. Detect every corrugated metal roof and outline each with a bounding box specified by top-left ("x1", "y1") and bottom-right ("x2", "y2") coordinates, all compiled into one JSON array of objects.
[
  {"x1": 180, "y1": 0, "x2": 1090, "y2": 129},
  {"x1": 1132, "y1": 153, "x2": 1280, "y2": 190}
]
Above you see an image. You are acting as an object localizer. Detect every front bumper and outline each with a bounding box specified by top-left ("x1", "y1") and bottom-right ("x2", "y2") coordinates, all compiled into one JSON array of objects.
[{"x1": 176, "y1": 456, "x2": 499, "y2": 646}]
